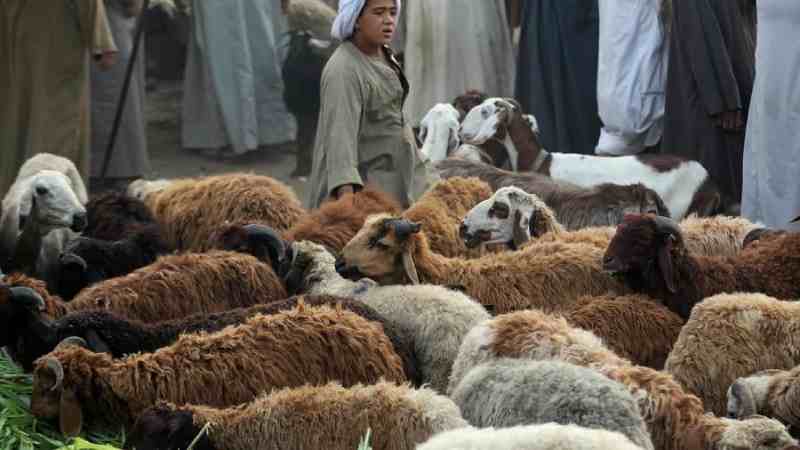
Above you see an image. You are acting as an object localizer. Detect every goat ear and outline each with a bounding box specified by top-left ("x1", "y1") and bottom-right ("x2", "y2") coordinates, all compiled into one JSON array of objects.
[
  {"x1": 657, "y1": 236, "x2": 678, "y2": 294},
  {"x1": 729, "y1": 380, "x2": 758, "y2": 418},
  {"x1": 512, "y1": 210, "x2": 531, "y2": 249},
  {"x1": 402, "y1": 251, "x2": 420, "y2": 285},
  {"x1": 59, "y1": 387, "x2": 83, "y2": 438},
  {"x1": 84, "y1": 329, "x2": 112, "y2": 355}
]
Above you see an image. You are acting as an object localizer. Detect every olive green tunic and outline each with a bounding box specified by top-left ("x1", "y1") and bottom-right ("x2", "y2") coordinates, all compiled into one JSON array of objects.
[
  {"x1": 307, "y1": 41, "x2": 432, "y2": 209},
  {"x1": 0, "y1": 0, "x2": 117, "y2": 196}
]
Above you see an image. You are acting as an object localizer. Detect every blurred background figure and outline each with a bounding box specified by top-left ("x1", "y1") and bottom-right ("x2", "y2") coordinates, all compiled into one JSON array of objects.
[
  {"x1": 660, "y1": 0, "x2": 755, "y2": 208},
  {"x1": 402, "y1": 0, "x2": 516, "y2": 126},
  {"x1": 742, "y1": 0, "x2": 800, "y2": 229},
  {"x1": 595, "y1": 0, "x2": 669, "y2": 156},
  {"x1": 90, "y1": 0, "x2": 151, "y2": 194},
  {"x1": 0, "y1": 0, "x2": 118, "y2": 194},
  {"x1": 513, "y1": 0, "x2": 601, "y2": 155},
  {"x1": 182, "y1": 0, "x2": 296, "y2": 159}
]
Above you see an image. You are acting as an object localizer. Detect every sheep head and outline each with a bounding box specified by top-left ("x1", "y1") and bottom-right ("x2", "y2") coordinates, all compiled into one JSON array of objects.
[
  {"x1": 459, "y1": 187, "x2": 560, "y2": 250},
  {"x1": 602, "y1": 214, "x2": 684, "y2": 295},
  {"x1": 727, "y1": 370, "x2": 786, "y2": 420},
  {"x1": 31, "y1": 336, "x2": 90, "y2": 438},
  {"x1": 338, "y1": 214, "x2": 422, "y2": 285},
  {"x1": 19, "y1": 170, "x2": 87, "y2": 234},
  {"x1": 591, "y1": 183, "x2": 671, "y2": 224},
  {"x1": 212, "y1": 223, "x2": 292, "y2": 277},
  {"x1": 127, "y1": 403, "x2": 213, "y2": 450},
  {"x1": 418, "y1": 104, "x2": 461, "y2": 163},
  {"x1": 459, "y1": 97, "x2": 522, "y2": 145},
  {"x1": 0, "y1": 285, "x2": 46, "y2": 348}
]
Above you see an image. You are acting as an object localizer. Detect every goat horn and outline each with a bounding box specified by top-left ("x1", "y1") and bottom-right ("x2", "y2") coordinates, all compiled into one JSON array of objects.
[
  {"x1": 391, "y1": 220, "x2": 422, "y2": 241},
  {"x1": 55, "y1": 336, "x2": 89, "y2": 351},
  {"x1": 242, "y1": 224, "x2": 289, "y2": 271},
  {"x1": 652, "y1": 215, "x2": 682, "y2": 238},
  {"x1": 42, "y1": 358, "x2": 64, "y2": 392},
  {"x1": 9, "y1": 287, "x2": 46, "y2": 312}
]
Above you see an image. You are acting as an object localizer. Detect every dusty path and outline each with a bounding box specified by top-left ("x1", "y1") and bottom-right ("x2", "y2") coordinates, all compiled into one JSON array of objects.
[{"x1": 144, "y1": 80, "x2": 310, "y2": 202}]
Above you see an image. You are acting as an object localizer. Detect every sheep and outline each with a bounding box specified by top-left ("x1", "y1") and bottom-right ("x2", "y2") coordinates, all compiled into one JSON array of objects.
[
  {"x1": 283, "y1": 0, "x2": 337, "y2": 41},
  {"x1": 450, "y1": 358, "x2": 654, "y2": 450},
  {"x1": 728, "y1": 367, "x2": 800, "y2": 432},
  {"x1": 448, "y1": 309, "x2": 798, "y2": 450},
  {"x1": 82, "y1": 191, "x2": 159, "y2": 241},
  {"x1": 30, "y1": 304, "x2": 407, "y2": 437},
  {"x1": 28, "y1": 251, "x2": 287, "y2": 323},
  {"x1": 7, "y1": 290, "x2": 417, "y2": 381},
  {"x1": 126, "y1": 178, "x2": 172, "y2": 202},
  {"x1": 601, "y1": 213, "x2": 800, "y2": 320},
  {"x1": 452, "y1": 89, "x2": 488, "y2": 120},
  {"x1": 460, "y1": 185, "x2": 760, "y2": 258},
  {"x1": 54, "y1": 223, "x2": 171, "y2": 300},
  {"x1": 437, "y1": 158, "x2": 670, "y2": 230},
  {"x1": 563, "y1": 294, "x2": 684, "y2": 370},
  {"x1": 0, "y1": 284, "x2": 46, "y2": 353},
  {"x1": 1, "y1": 153, "x2": 89, "y2": 288},
  {"x1": 126, "y1": 381, "x2": 466, "y2": 450},
  {"x1": 336, "y1": 214, "x2": 627, "y2": 314},
  {"x1": 417, "y1": 423, "x2": 649, "y2": 450},
  {"x1": 665, "y1": 293, "x2": 800, "y2": 418},
  {"x1": 459, "y1": 97, "x2": 723, "y2": 220},
  {"x1": 282, "y1": 239, "x2": 490, "y2": 393},
  {"x1": 136, "y1": 173, "x2": 306, "y2": 251},
  {"x1": 418, "y1": 104, "x2": 461, "y2": 164}
]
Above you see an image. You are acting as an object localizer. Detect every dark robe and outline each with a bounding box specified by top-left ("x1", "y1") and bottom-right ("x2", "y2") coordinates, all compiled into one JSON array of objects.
[
  {"x1": 661, "y1": 0, "x2": 755, "y2": 204},
  {"x1": 514, "y1": 0, "x2": 601, "y2": 155}
]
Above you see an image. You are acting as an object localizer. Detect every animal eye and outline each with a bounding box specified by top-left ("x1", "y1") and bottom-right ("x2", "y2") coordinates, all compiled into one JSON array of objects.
[
  {"x1": 35, "y1": 186, "x2": 48, "y2": 196},
  {"x1": 481, "y1": 109, "x2": 490, "y2": 119},
  {"x1": 489, "y1": 202, "x2": 509, "y2": 219}
]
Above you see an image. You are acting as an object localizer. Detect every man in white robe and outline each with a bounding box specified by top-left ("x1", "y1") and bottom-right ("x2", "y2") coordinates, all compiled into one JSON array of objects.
[{"x1": 182, "y1": 0, "x2": 297, "y2": 156}]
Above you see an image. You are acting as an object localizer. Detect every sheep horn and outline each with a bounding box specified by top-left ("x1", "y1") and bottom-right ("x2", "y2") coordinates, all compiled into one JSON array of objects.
[
  {"x1": 54, "y1": 336, "x2": 89, "y2": 351},
  {"x1": 241, "y1": 224, "x2": 290, "y2": 271},
  {"x1": 652, "y1": 215, "x2": 682, "y2": 239},
  {"x1": 791, "y1": 215, "x2": 800, "y2": 223},
  {"x1": 9, "y1": 286, "x2": 46, "y2": 312},
  {"x1": 60, "y1": 253, "x2": 87, "y2": 272},
  {"x1": 389, "y1": 220, "x2": 422, "y2": 242},
  {"x1": 42, "y1": 358, "x2": 64, "y2": 392}
]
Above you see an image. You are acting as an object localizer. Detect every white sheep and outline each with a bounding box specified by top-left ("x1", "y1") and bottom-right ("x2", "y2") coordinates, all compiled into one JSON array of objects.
[
  {"x1": 416, "y1": 423, "x2": 647, "y2": 450},
  {"x1": 418, "y1": 104, "x2": 461, "y2": 164},
  {"x1": 1, "y1": 153, "x2": 88, "y2": 286},
  {"x1": 460, "y1": 97, "x2": 722, "y2": 220},
  {"x1": 285, "y1": 239, "x2": 491, "y2": 393},
  {"x1": 451, "y1": 358, "x2": 654, "y2": 450},
  {"x1": 126, "y1": 178, "x2": 173, "y2": 202}
]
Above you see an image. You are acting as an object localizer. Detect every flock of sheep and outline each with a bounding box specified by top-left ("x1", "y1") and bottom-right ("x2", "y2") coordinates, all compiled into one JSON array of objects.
[{"x1": 2, "y1": 90, "x2": 800, "y2": 449}]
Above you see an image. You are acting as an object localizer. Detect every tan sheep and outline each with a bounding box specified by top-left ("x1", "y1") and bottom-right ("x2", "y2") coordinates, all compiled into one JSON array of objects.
[
  {"x1": 127, "y1": 381, "x2": 467, "y2": 450},
  {"x1": 728, "y1": 366, "x2": 800, "y2": 430},
  {"x1": 138, "y1": 173, "x2": 305, "y2": 251},
  {"x1": 30, "y1": 304, "x2": 407, "y2": 437},
  {"x1": 338, "y1": 214, "x2": 627, "y2": 314},
  {"x1": 665, "y1": 293, "x2": 800, "y2": 417},
  {"x1": 448, "y1": 310, "x2": 797, "y2": 450}
]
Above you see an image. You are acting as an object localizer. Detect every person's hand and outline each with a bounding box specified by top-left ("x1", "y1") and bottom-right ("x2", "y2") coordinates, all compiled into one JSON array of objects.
[
  {"x1": 712, "y1": 110, "x2": 745, "y2": 131},
  {"x1": 95, "y1": 51, "x2": 117, "y2": 71}
]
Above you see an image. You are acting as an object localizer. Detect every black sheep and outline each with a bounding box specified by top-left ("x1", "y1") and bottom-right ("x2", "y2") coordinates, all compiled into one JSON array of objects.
[
  {"x1": 55, "y1": 224, "x2": 171, "y2": 300},
  {"x1": 83, "y1": 191, "x2": 158, "y2": 241},
  {"x1": 11, "y1": 292, "x2": 419, "y2": 382}
]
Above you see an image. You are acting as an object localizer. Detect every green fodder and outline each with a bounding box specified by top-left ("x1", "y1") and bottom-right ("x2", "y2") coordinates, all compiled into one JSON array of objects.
[{"x1": 0, "y1": 353, "x2": 125, "y2": 450}]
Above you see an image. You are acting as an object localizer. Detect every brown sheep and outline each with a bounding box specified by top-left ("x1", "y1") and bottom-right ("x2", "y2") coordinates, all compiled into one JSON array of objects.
[
  {"x1": 602, "y1": 214, "x2": 800, "y2": 320},
  {"x1": 563, "y1": 294, "x2": 684, "y2": 369},
  {"x1": 42, "y1": 251, "x2": 287, "y2": 322},
  {"x1": 127, "y1": 381, "x2": 467, "y2": 450},
  {"x1": 143, "y1": 173, "x2": 306, "y2": 251},
  {"x1": 82, "y1": 191, "x2": 159, "y2": 241},
  {"x1": 448, "y1": 310, "x2": 797, "y2": 450},
  {"x1": 30, "y1": 304, "x2": 407, "y2": 437},
  {"x1": 337, "y1": 214, "x2": 627, "y2": 314},
  {"x1": 665, "y1": 293, "x2": 800, "y2": 417}
]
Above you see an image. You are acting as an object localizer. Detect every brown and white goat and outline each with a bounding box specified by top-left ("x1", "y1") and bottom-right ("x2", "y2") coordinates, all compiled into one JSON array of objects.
[{"x1": 459, "y1": 97, "x2": 723, "y2": 220}]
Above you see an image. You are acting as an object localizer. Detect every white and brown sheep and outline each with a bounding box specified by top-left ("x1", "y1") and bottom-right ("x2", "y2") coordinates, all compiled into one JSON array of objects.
[
  {"x1": 459, "y1": 97, "x2": 723, "y2": 219},
  {"x1": 30, "y1": 304, "x2": 407, "y2": 436},
  {"x1": 126, "y1": 381, "x2": 467, "y2": 450}
]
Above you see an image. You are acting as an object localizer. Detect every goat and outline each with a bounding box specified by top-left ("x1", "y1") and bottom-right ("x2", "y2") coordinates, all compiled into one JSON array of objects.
[{"x1": 460, "y1": 98, "x2": 723, "y2": 220}]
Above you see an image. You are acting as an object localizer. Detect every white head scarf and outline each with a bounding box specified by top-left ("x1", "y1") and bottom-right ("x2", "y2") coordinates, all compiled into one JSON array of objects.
[{"x1": 331, "y1": 0, "x2": 402, "y2": 41}]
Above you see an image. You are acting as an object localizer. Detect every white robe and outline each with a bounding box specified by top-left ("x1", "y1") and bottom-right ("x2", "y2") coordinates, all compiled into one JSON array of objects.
[
  {"x1": 403, "y1": 0, "x2": 515, "y2": 125},
  {"x1": 182, "y1": 0, "x2": 297, "y2": 154},
  {"x1": 595, "y1": 0, "x2": 668, "y2": 156},
  {"x1": 741, "y1": 0, "x2": 800, "y2": 229}
]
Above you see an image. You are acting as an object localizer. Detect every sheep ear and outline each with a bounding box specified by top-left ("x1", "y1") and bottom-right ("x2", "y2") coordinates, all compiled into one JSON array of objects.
[
  {"x1": 64, "y1": 163, "x2": 88, "y2": 205},
  {"x1": 402, "y1": 251, "x2": 420, "y2": 285},
  {"x1": 84, "y1": 329, "x2": 112, "y2": 355},
  {"x1": 59, "y1": 387, "x2": 83, "y2": 438},
  {"x1": 657, "y1": 236, "x2": 678, "y2": 294},
  {"x1": 512, "y1": 210, "x2": 530, "y2": 249},
  {"x1": 729, "y1": 380, "x2": 758, "y2": 418}
]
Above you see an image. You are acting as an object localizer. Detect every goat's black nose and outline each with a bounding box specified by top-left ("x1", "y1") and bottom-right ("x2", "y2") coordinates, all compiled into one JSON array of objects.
[
  {"x1": 458, "y1": 222, "x2": 470, "y2": 239},
  {"x1": 71, "y1": 212, "x2": 88, "y2": 232}
]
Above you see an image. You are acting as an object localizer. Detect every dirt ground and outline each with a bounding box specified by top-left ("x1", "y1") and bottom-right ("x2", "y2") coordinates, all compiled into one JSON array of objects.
[{"x1": 143, "y1": 79, "x2": 311, "y2": 202}]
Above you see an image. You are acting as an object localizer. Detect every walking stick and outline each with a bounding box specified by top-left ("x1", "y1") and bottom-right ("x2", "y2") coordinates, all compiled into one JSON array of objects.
[{"x1": 100, "y1": 0, "x2": 151, "y2": 180}]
